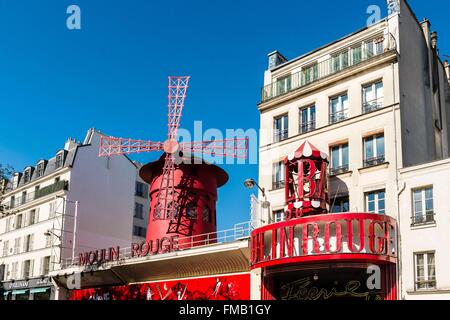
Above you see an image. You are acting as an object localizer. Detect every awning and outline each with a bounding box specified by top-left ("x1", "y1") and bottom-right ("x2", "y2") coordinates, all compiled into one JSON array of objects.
[
  {"x1": 30, "y1": 287, "x2": 50, "y2": 294},
  {"x1": 12, "y1": 290, "x2": 28, "y2": 295}
]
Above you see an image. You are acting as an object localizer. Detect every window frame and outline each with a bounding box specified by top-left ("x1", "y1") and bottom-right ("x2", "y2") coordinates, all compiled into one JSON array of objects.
[
  {"x1": 365, "y1": 189, "x2": 386, "y2": 214},
  {"x1": 362, "y1": 80, "x2": 384, "y2": 113},
  {"x1": 329, "y1": 93, "x2": 349, "y2": 124},
  {"x1": 299, "y1": 105, "x2": 316, "y2": 134},
  {"x1": 273, "y1": 114, "x2": 289, "y2": 143},
  {"x1": 272, "y1": 160, "x2": 285, "y2": 190},
  {"x1": 411, "y1": 186, "x2": 434, "y2": 225},
  {"x1": 414, "y1": 251, "x2": 436, "y2": 290},
  {"x1": 363, "y1": 133, "x2": 385, "y2": 167},
  {"x1": 329, "y1": 143, "x2": 349, "y2": 175}
]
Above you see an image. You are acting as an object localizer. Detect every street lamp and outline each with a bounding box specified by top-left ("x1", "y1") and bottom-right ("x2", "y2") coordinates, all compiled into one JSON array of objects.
[
  {"x1": 44, "y1": 229, "x2": 61, "y2": 240},
  {"x1": 243, "y1": 178, "x2": 270, "y2": 208}
]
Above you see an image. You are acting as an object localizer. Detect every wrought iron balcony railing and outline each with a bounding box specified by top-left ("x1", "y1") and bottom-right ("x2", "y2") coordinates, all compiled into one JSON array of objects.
[
  {"x1": 272, "y1": 180, "x2": 285, "y2": 190},
  {"x1": 330, "y1": 110, "x2": 349, "y2": 124},
  {"x1": 261, "y1": 33, "x2": 397, "y2": 103},
  {"x1": 273, "y1": 129, "x2": 288, "y2": 143},
  {"x1": 300, "y1": 121, "x2": 316, "y2": 134},
  {"x1": 363, "y1": 98, "x2": 384, "y2": 113},
  {"x1": 363, "y1": 155, "x2": 385, "y2": 168},
  {"x1": 411, "y1": 212, "x2": 435, "y2": 226},
  {"x1": 330, "y1": 165, "x2": 350, "y2": 176},
  {"x1": 2, "y1": 180, "x2": 69, "y2": 210}
]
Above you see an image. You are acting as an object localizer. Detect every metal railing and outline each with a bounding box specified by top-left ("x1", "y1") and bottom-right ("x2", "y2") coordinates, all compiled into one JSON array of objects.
[
  {"x1": 272, "y1": 180, "x2": 285, "y2": 190},
  {"x1": 363, "y1": 155, "x2": 385, "y2": 168},
  {"x1": 261, "y1": 33, "x2": 397, "y2": 102},
  {"x1": 2, "y1": 180, "x2": 68, "y2": 210},
  {"x1": 329, "y1": 110, "x2": 349, "y2": 124},
  {"x1": 300, "y1": 121, "x2": 316, "y2": 134},
  {"x1": 273, "y1": 129, "x2": 288, "y2": 143},
  {"x1": 330, "y1": 165, "x2": 349, "y2": 176},
  {"x1": 61, "y1": 221, "x2": 251, "y2": 268},
  {"x1": 411, "y1": 212, "x2": 435, "y2": 226},
  {"x1": 415, "y1": 279, "x2": 436, "y2": 290},
  {"x1": 363, "y1": 98, "x2": 384, "y2": 113}
]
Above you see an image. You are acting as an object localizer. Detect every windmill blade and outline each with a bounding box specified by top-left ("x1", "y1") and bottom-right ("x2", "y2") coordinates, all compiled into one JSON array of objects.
[
  {"x1": 167, "y1": 76, "x2": 190, "y2": 141},
  {"x1": 99, "y1": 135, "x2": 163, "y2": 157},
  {"x1": 154, "y1": 153, "x2": 178, "y2": 220},
  {"x1": 179, "y1": 137, "x2": 249, "y2": 159}
]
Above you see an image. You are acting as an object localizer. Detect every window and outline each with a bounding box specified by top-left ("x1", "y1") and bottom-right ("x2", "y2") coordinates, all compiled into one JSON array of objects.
[
  {"x1": 202, "y1": 205, "x2": 211, "y2": 223},
  {"x1": 21, "y1": 191, "x2": 27, "y2": 205},
  {"x1": 135, "y1": 182, "x2": 147, "y2": 198},
  {"x1": 364, "y1": 38, "x2": 384, "y2": 58},
  {"x1": 2, "y1": 240, "x2": 8, "y2": 257},
  {"x1": 186, "y1": 203, "x2": 198, "y2": 220},
  {"x1": 352, "y1": 46, "x2": 362, "y2": 64},
  {"x1": 273, "y1": 210, "x2": 285, "y2": 223},
  {"x1": 331, "y1": 50, "x2": 349, "y2": 73},
  {"x1": 11, "y1": 262, "x2": 19, "y2": 279},
  {"x1": 412, "y1": 187, "x2": 434, "y2": 225},
  {"x1": 49, "y1": 201, "x2": 56, "y2": 218},
  {"x1": 23, "y1": 169, "x2": 31, "y2": 184},
  {"x1": 55, "y1": 152, "x2": 64, "y2": 169},
  {"x1": 41, "y1": 256, "x2": 51, "y2": 275},
  {"x1": 277, "y1": 75, "x2": 291, "y2": 95},
  {"x1": 14, "y1": 238, "x2": 21, "y2": 254},
  {"x1": 133, "y1": 226, "x2": 146, "y2": 237},
  {"x1": 36, "y1": 162, "x2": 45, "y2": 178},
  {"x1": 45, "y1": 234, "x2": 52, "y2": 248},
  {"x1": 23, "y1": 234, "x2": 34, "y2": 252},
  {"x1": 25, "y1": 209, "x2": 37, "y2": 227},
  {"x1": 134, "y1": 203, "x2": 144, "y2": 219},
  {"x1": 22, "y1": 259, "x2": 33, "y2": 278},
  {"x1": 415, "y1": 252, "x2": 436, "y2": 290},
  {"x1": 363, "y1": 134, "x2": 385, "y2": 167},
  {"x1": 329, "y1": 94, "x2": 349, "y2": 124},
  {"x1": 331, "y1": 195, "x2": 349, "y2": 213},
  {"x1": 5, "y1": 217, "x2": 12, "y2": 232},
  {"x1": 272, "y1": 161, "x2": 285, "y2": 190},
  {"x1": 330, "y1": 143, "x2": 349, "y2": 175},
  {"x1": 300, "y1": 105, "x2": 316, "y2": 134},
  {"x1": 363, "y1": 81, "x2": 383, "y2": 113},
  {"x1": 302, "y1": 63, "x2": 319, "y2": 85},
  {"x1": 15, "y1": 214, "x2": 23, "y2": 229},
  {"x1": 365, "y1": 190, "x2": 386, "y2": 214},
  {"x1": 274, "y1": 114, "x2": 288, "y2": 143}
]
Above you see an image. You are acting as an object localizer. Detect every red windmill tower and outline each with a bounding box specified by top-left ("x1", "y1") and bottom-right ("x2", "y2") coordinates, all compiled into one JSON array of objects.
[{"x1": 98, "y1": 76, "x2": 248, "y2": 243}]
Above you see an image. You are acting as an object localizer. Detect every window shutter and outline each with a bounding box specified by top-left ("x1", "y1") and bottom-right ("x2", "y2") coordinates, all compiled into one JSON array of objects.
[
  {"x1": 36, "y1": 208, "x2": 40, "y2": 223},
  {"x1": 23, "y1": 236, "x2": 27, "y2": 252},
  {"x1": 29, "y1": 260, "x2": 34, "y2": 277},
  {"x1": 30, "y1": 234, "x2": 34, "y2": 251},
  {"x1": 21, "y1": 261, "x2": 25, "y2": 278},
  {"x1": 21, "y1": 214, "x2": 26, "y2": 228}
]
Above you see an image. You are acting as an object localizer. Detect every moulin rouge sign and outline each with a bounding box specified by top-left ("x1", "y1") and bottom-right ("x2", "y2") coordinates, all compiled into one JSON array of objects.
[{"x1": 78, "y1": 236, "x2": 179, "y2": 266}]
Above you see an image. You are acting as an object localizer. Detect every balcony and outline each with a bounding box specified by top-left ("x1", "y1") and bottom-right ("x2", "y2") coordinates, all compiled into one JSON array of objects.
[
  {"x1": 411, "y1": 212, "x2": 435, "y2": 226},
  {"x1": 330, "y1": 165, "x2": 350, "y2": 176},
  {"x1": 273, "y1": 129, "x2": 288, "y2": 143},
  {"x1": 3, "y1": 180, "x2": 69, "y2": 210},
  {"x1": 363, "y1": 155, "x2": 385, "y2": 168},
  {"x1": 363, "y1": 98, "x2": 383, "y2": 114},
  {"x1": 260, "y1": 33, "x2": 397, "y2": 103},
  {"x1": 329, "y1": 110, "x2": 349, "y2": 124},
  {"x1": 300, "y1": 121, "x2": 316, "y2": 134}
]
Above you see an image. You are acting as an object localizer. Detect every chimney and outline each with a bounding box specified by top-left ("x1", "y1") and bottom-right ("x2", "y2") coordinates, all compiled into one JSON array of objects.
[
  {"x1": 64, "y1": 137, "x2": 79, "y2": 150},
  {"x1": 420, "y1": 18, "x2": 431, "y2": 46},
  {"x1": 444, "y1": 61, "x2": 450, "y2": 84},
  {"x1": 267, "y1": 51, "x2": 288, "y2": 70},
  {"x1": 431, "y1": 31, "x2": 438, "y2": 49}
]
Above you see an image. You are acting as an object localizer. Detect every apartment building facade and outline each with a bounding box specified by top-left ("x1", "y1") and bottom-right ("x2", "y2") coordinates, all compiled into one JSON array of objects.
[
  {"x1": 132, "y1": 162, "x2": 150, "y2": 243},
  {"x1": 252, "y1": 0, "x2": 450, "y2": 300},
  {"x1": 0, "y1": 128, "x2": 137, "y2": 300}
]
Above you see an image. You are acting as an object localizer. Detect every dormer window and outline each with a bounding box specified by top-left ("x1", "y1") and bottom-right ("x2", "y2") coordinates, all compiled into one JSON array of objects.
[
  {"x1": 55, "y1": 152, "x2": 64, "y2": 169},
  {"x1": 23, "y1": 168, "x2": 31, "y2": 184},
  {"x1": 36, "y1": 161, "x2": 45, "y2": 178}
]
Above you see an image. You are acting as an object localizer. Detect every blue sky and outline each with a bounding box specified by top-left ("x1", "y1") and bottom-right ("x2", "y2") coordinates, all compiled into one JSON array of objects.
[{"x1": 0, "y1": 0, "x2": 449, "y2": 230}]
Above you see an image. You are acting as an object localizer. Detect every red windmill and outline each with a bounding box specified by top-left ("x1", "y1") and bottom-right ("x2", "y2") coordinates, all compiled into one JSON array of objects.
[{"x1": 98, "y1": 76, "x2": 248, "y2": 232}]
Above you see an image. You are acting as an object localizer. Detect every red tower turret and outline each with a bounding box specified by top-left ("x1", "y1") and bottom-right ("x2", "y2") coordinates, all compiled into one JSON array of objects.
[{"x1": 140, "y1": 155, "x2": 228, "y2": 245}]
